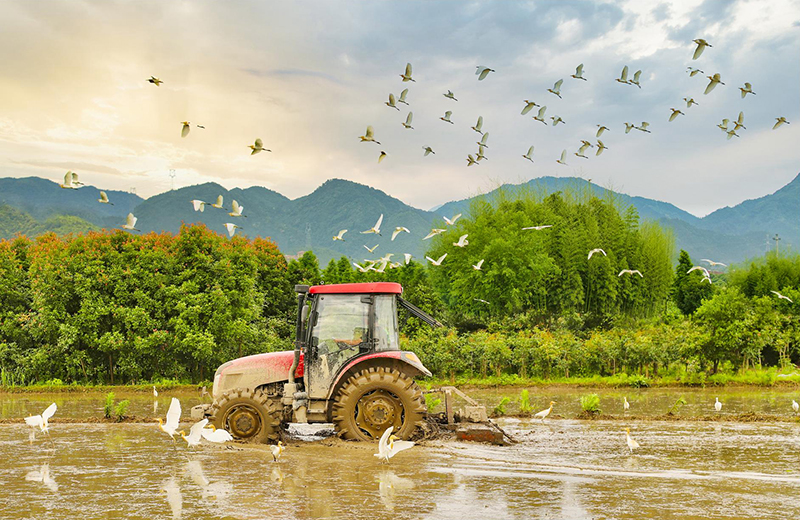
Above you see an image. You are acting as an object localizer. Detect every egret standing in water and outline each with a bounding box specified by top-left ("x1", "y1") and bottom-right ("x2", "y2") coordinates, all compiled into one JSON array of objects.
[
  {"x1": 625, "y1": 428, "x2": 640, "y2": 453},
  {"x1": 714, "y1": 397, "x2": 722, "y2": 412},
  {"x1": 25, "y1": 403, "x2": 57, "y2": 433},
  {"x1": 271, "y1": 441, "x2": 285, "y2": 462},
  {"x1": 792, "y1": 400, "x2": 799, "y2": 414},
  {"x1": 623, "y1": 397, "x2": 630, "y2": 411},
  {"x1": 375, "y1": 427, "x2": 414, "y2": 463},
  {"x1": 534, "y1": 401, "x2": 555, "y2": 422}
]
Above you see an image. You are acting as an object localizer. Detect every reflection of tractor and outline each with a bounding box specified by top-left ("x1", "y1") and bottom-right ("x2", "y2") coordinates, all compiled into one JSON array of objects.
[{"x1": 192, "y1": 282, "x2": 441, "y2": 442}]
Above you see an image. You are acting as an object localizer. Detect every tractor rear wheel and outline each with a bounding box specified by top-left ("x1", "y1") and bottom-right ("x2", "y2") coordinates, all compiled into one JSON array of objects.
[
  {"x1": 332, "y1": 366, "x2": 425, "y2": 441},
  {"x1": 210, "y1": 388, "x2": 281, "y2": 443}
]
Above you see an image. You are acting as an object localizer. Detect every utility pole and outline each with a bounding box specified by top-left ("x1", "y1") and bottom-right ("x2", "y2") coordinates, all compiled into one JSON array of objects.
[
  {"x1": 169, "y1": 169, "x2": 176, "y2": 191},
  {"x1": 773, "y1": 234, "x2": 781, "y2": 256},
  {"x1": 129, "y1": 187, "x2": 137, "y2": 195}
]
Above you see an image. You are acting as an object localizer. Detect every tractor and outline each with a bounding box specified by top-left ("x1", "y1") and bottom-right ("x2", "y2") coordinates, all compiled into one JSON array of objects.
[{"x1": 191, "y1": 282, "x2": 441, "y2": 442}]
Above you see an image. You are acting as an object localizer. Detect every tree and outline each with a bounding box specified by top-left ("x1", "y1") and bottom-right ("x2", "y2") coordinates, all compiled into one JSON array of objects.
[{"x1": 672, "y1": 250, "x2": 713, "y2": 315}]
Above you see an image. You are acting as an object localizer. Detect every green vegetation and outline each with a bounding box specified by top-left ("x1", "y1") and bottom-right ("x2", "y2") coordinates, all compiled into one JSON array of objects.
[
  {"x1": 668, "y1": 397, "x2": 687, "y2": 415},
  {"x1": 492, "y1": 396, "x2": 511, "y2": 416},
  {"x1": 424, "y1": 393, "x2": 442, "y2": 413},
  {"x1": 114, "y1": 399, "x2": 130, "y2": 422},
  {"x1": 519, "y1": 389, "x2": 532, "y2": 414},
  {"x1": 580, "y1": 393, "x2": 601, "y2": 414},
  {"x1": 104, "y1": 392, "x2": 116, "y2": 419}
]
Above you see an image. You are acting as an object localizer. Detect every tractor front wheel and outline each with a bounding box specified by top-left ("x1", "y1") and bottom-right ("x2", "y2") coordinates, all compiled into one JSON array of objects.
[
  {"x1": 332, "y1": 366, "x2": 425, "y2": 441},
  {"x1": 209, "y1": 388, "x2": 281, "y2": 443}
]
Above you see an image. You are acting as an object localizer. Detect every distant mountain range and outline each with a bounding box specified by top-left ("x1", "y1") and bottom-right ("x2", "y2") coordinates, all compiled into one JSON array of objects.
[{"x1": 0, "y1": 174, "x2": 797, "y2": 265}]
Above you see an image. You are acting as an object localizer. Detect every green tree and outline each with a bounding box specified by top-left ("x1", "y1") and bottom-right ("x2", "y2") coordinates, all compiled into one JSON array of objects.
[{"x1": 673, "y1": 250, "x2": 713, "y2": 315}]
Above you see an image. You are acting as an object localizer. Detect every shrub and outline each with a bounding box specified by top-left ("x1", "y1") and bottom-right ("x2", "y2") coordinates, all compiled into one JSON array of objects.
[
  {"x1": 104, "y1": 392, "x2": 115, "y2": 418},
  {"x1": 519, "y1": 389, "x2": 532, "y2": 415},
  {"x1": 580, "y1": 393, "x2": 601, "y2": 414},
  {"x1": 424, "y1": 393, "x2": 442, "y2": 413},
  {"x1": 114, "y1": 400, "x2": 130, "y2": 422},
  {"x1": 492, "y1": 397, "x2": 511, "y2": 416}
]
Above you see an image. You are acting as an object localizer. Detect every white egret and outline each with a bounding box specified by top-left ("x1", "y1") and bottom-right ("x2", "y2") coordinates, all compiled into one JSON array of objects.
[
  {"x1": 26, "y1": 463, "x2": 58, "y2": 492},
  {"x1": 792, "y1": 400, "x2": 799, "y2": 413},
  {"x1": 739, "y1": 82, "x2": 755, "y2": 98},
  {"x1": 669, "y1": 108, "x2": 684, "y2": 122},
  {"x1": 440, "y1": 111, "x2": 454, "y2": 124},
  {"x1": 402, "y1": 112, "x2": 413, "y2": 129},
  {"x1": 726, "y1": 129, "x2": 740, "y2": 140},
  {"x1": 181, "y1": 121, "x2": 191, "y2": 138},
  {"x1": 571, "y1": 63, "x2": 587, "y2": 80},
  {"x1": 692, "y1": 38, "x2": 712, "y2": 59},
  {"x1": 271, "y1": 441, "x2": 285, "y2": 462},
  {"x1": 684, "y1": 97, "x2": 699, "y2": 108},
  {"x1": 596, "y1": 125, "x2": 609, "y2": 137},
  {"x1": 59, "y1": 171, "x2": 78, "y2": 189},
  {"x1": 471, "y1": 116, "x2": 484, "y2": 134},
  {"x1": 443, "y1": 90, "x2": 458, "y2": 101},
  {"x1": 375, "y1": 426, "x2": 414, "y2": 463},
  {"x1": 629, "y1": 69, "x2": 642, "y2": 88},
  {"x1": 717, "y1": 119, "x2": 730, "y2": 131},
  {"x1": 404, "y1": 253, "x2": 412, "y2": 265},
  {"x1": 385, "y1": 93, "x2": 400, "y2": 110},
  {"x1": 733, "y1": 111, "x2": 746, "y2": 131},
  {"x1": 701, "y1": 259, "x2": 727, "y2": 267},
  {"x1": 379, "y1": 151, "x2": 387, "y2": 163},
  {"x1": 400, "y1": 63, "x2": 415, "y2": 82},
  {"x1": 547, "y1": 79, "x2": 563, "y2": 98},
  {"x1": 453, "y1": 234, "x2": 469, "y2": 247},
  {"x1": 359, "y1": 125, "x2": 381, "y2": 144},
  {"x1": 773, "y1": 117, "x2": 789, "y2": 129},
  {"x1": 121, "y1": 213, "x2": 139, "y2": 231},
  {"x1": 443, "y1": 214, "x2": 461, "y2": 225},
  {"x1": 190, "y1": 200, "x2": 206, "y2": 212},
  {"x1": 714, "y1": 398, "x2": 722, "y2": 412},
  {"x1": 575, "y1": 142, "x2": 590, "y2": 159},
  {"x1": 551, "y1": 115, "x2": 565, "y2": 126},
  {"x1": 364, "y1": 244, "x2": 379, "y2": 254},
  {"x1": 616, "y1": 65, "x2": 630, "y2": 84},
  {"x1": 361, "y1": 214, "x2": 384, "y2": 235},
  {"x1": 426, "y1": 254, "x2": 447, "y2": 266},
  {"x1": 596, "y1": 140, "x2": 608, "y2": 156},
  {"x1": 353, "y1": 262, "x2": 370, "y2": 273},
  {"x1": 521, "y1": 100, "x2": 539, "y2": 115},
  {"x1": 472, "y1": 259, "x2": 484, "y2": 270},
  {"x1": 686, "y1": 67, "x2": 703, "y2": 77},
  {"x1": 25, "y1": 403, "x2": 57, "y2": 433},
  {"x1": 332, "y1": 229, "x2": 347, "y2": 241},
  {"x1": 619, "y1": 269, "x2": 643, "y2": 277},
  {"x1": 533, "y1": 105, "x2": 547, "y2": 124},
  {"x1": 623, "y1": 397, "x2": 630, "y2": 411},
  {"x1": 770, "y1": 291, "x2": 793, "y2": 303},
  {"x1": 475, "y1": 298, "x2": 490, "y2": 305},
  {"x1": 391, "y1": 227, "x2": 410, "y2": 241},
  {"x1": 687, "y1": 266, "x2": 710, "y2": 277},
  {"x1": 704, "y1": 73, "x2": 724, "y2": 94},
  {"x1": 466, "y1": 154, "x2": 478, "y2": 166},
  {"x1": 624, "y1": 122, "x2": 635, "y2": 134},
  {"x1": 534, "y1": 401, "x2": 555, "y2": 422},
  {"x1": 476, "y1": 145, "x2": 487, "y2": 162},
  {"x1": 556, "y1": 149, "x2": 568, "y2": 165},
  {"x1": 147, "y1": 76, "x2": 163, "y2": 86},
  {"x1": 636, "y1": 122, "x2": 651, "y2": 133},
  {"x1": 153, "y1": 386, "x2": 158, "y2": 398},
  {"x1": 228, "y1": 200, "x2": 245, "y2": 217},
  {"x1": 211, "y1": 195, "x2": 226, "y2": 210},
  {"x1": 98, "y1": 191, "x2": 114, "y2": 205},
  {"x1": 201, "y1": 424, "x2": 233, "y2": 443},
  {"x1": 422, "y1": 146, "x2": 435, "y2": 156},
  {"x1": 475, "y1": 66, "x2": 495, "y2": 80},
  {"x1": 249, "y1": 138, "x2": 271, "y2": 154},
  {"x1": 523, "y1": 146, "x2": 534, "y2": 162},
  {"x1": 423, "y1": 228, "x2": 445, "y2": 240},
  {"x1": 179, "y1": 418, "x2": 208, "y2": 447},
  {"x1": 398, "y1": 88, "x2": 409, "y2": 105},
  {"x1": 588, "y1": 248, "x2": 607, "y2": 260},
  {"x1": 625, "y1": 428, "x2": 639, "y2": 453},
  {"x1": 224, "y1": 223, "x2": 242, "y2": 237},
  {"x1": 158, "y1": 397, "x2": 182, "y2": 440},
  {"x1": 522, "y1": 225, "x2": 552, "y2": 231}
]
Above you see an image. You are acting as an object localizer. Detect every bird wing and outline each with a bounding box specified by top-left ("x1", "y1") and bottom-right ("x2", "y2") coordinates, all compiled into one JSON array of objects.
[
  {"x1": 378, "y1": 426, "x2": 393, "y2": 456},
  {"x1": 621, "y1": 65, "x2": 629, "y2": 80},
  {"x1": 63, "y1": 171, "x2": 72, "y2": 186},
  {"x1": 521, "y1": 102, "x2": 534, "y2": 115},
  {"x1": 25, "y1": 415, "x2": 43, "y2": 428},
  {"x1": 189, "y1": 419, "x2": 208, "y2": 440},
  {"x1": 232, "y1": 200, "x2": 240, "y2": 213},
  {"x1": 181, "y1": 124, "x2": 190, "y2": 138},
  {"x1": 391, "y1": 229, "x2": 401, "y2": 241},
  {"x1": 388, "y1": 93, "x2": 396, "y2": 105},
  {"x1": 536, "y1": 106, "x2": 547, "y2": 118},
  {"x1": 559, "y1": 150, "x2": 566, "y2": 162},
  {"x1": 405, "y1": 112, "x2": 413, "y2": 125},
  {"x1": 526, "y1": 146, "x2": 534, "y2": 156},
  {"x1": 405, "y1": 63, "x2": 412, "y2": 77},
  {"x1": 737, "y1": 111, "x2": 744, "y2": 124},
  {"x1": 100, "y1": 191, "x2": 109, "y2": 202},
  {"x1": 444, "y1": 111, "x2": 452, "y2": 118},
  {"x1": 554, "y1": 79, "x2": 563, "y2": 90},
  {"x1": 476, "y1": 259, "x2": 484, "y2": 268},
  {"x1": 165, "y1": 397, "x2": 181, "y2": 430},
  {"x1": 366, "y1": 126, "x2": 375, "y2": 139},
  {"x1": 476, "y1": 116, "x2": 483, "y2": 129},
  {"x1": 481, "y1": 132, "x2": 489, "y2": 145},
  {"x1": 399, "y1": 88, "x2": 408, "y2": 101},
  {"x1": 633, "y1": 70, "x2": 641, "y2": 82},
  {"x1": 126, "y1": 213, "x2": 136, "y2": 228},
  {"x1": 478, "y1": 68, "x2": 490, "y2": 80},
  {"x1": 388, "y1": 440, "x2": 415, "y2": 457},
  {"x1": 451, "y1": 213, "x2": 462, "y2": 223},
  {"x1": 437, "y1": 253, "x2": 447, "y2": 263},
  {"x1": 575, "y1": 63, "x2": 584, "y2": 75},
  {"x1": 42, "y1": 403, "x2": 57, "y2": 421},
  {"x1": 374, "y1": 214, "x2": 383, "y2": 231}
]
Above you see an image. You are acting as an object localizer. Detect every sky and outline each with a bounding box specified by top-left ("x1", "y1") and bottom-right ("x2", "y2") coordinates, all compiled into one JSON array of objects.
[{"x1": 0, "y1": 0, "x2": 798, "y2": 217}]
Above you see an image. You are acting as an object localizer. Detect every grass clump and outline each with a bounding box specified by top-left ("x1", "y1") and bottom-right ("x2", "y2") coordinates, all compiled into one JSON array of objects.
[
  {"x1": 667, "y1": 397, "x2": 687, "y2": 415},
  {"x1": 493, "y1": 397, "x2": 511, "y2": 416},
  {"x1": 424, "y1": 393, "x2": 442, "y2": 413},
  {"x1": 103, "y1": 392, "x2": 116, "y2": 419},
  {"x1": 519, "y1": 390, "x2": 532, "y2": 415},
  {"x1": 114, "y1": 400, "x2": 130, "y2": 422},
  {"x1": 580, "y1": 393, "x2": 601, "y2": 414}
]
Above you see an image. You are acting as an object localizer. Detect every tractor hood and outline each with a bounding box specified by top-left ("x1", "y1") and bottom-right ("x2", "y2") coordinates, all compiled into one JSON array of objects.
[{"x1": 213, "y1": 351, "x2": 304, "y2": 399}]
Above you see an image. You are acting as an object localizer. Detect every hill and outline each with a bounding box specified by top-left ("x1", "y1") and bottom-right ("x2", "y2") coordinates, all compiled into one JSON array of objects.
[{"x1": 0, "y1": 204, "x2": 99, "y2": 240}]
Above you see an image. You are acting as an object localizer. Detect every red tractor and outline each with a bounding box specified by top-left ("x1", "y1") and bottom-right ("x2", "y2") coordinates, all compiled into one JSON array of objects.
[{"x1": 192, "y1": 282, "x2": 440, "y2": 442}]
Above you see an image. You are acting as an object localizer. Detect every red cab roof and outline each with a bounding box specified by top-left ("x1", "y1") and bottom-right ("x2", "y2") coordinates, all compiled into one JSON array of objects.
[{"x1": 309, "y1": 282, "x2": 402, "y2": 295}]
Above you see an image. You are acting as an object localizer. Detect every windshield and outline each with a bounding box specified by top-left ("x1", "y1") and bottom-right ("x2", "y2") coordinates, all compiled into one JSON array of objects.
[{"x1": 374, "y1": 295, "x2": 399, "y2": 351}]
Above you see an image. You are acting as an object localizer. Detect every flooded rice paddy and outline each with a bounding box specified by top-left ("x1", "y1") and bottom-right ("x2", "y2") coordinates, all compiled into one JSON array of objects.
[{"x1": 1, "y1": 388, "x2": 799, "y2": 519}]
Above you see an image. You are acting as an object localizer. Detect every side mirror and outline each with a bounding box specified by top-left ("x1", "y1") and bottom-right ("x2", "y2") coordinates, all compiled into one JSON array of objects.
[{"x1": 301, "y1": 305, "x2": 310, "y2": 324}]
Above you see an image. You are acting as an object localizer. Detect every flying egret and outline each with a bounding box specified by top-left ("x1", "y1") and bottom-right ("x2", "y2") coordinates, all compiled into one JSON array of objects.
[
  {"x1": 669, "y1": 108, "x2": 684, "y2": 122},
  {"x1": 332, "y1": 229, "x2": 347, "y2": 241},
  {"x1": 472, "y1": 259, "x2": 484, "y2": 270},
  {"x1": 211, "y1": 195, "x2": 226, "y2": 210},
  {"x1": 359, "y1": 125, "x2": 381, "y2": 144},
  {"x1": 190, "y1": 200, "x2": 206, "y2": 212},
  {"x1": 476, "y1": 145, "x2": 487, "y2": 162},
  {"x1": 739, "y1": 82, "x2": 755, "y2": 98},
  {"x1": 571, "y1": 63, "x2": 587, "y2": 80},
  {"x1": 521, "y1": 100, "x2": 539, "y2": 115},
  {"x1": 733, "y1": 111, "x2": 746, "y2": 131},
  {"x1": 792, "y1": 400, "x2": 799, "y2": 413},
  {"x1": 224, "y1": 223, "x2": 242, "y2": 237},
  {"x1": 556, "y1": 149, "x2": 568, "y2": 165},
  {"x1": 522, "y1": 225, "x2": 552, "y2": 231},
  {"x1": 629, "y1": 69, "x2": 642, "y2": 88},
  {"x1": 26, "y1": 463, "x2": 58, "y2": 492},
  {"x1": 534, "y1": 401, "x2": 555, "y2": 422},
  {"x1": 471, "y1": 116, "x2": 484, "y2": 134},
  {"x1": 400, "y1": 63, "x2": 415, "y2": 82},
  {"x1": 684, "y1": 97, "x2": 698, "y2": 108},
  {"x1": 398, "y1": 88, "x2": 409, "y2": 104},
  {"x1": 353, "y1": 262, "x2": 370, "y2": 273},
  {"x1": 551, "y1": 115, "x2": 565, "y2": 126},
  {"x1": 574, "y1": 145, "x2": 589, "y2": 159},
  {"x1": 596, "y1": 140, "x2": 608, "y2": 156},
  {"x1": 547, "y1": 79, "x2": 563, "y2": 98},
  {"x1": 59, "y1": 171, "x2": 77, "y2": 189},
  {"x1": 179, "y1": 418, "x2": 208, "y2": 447},
  {"x1": 701, "y1": 259, "x2": 727, "y2": 267},
  {"x1": 158, "y1": 397, "x2": 181, "y2": 440},
  {"x1": 475, "y1": 66, "x2": 495, "y2": 80},
  {"x1": 453, "y1": 234, "x2": 469, "y2": 247},
  {"x1": 692, "y1": 38, "x2": 712, "y2": 59},
  {"x1": 423, "y1": 229, "x2": 446, "y2": 240},
  {"x1": 440, "y1": 111, "x2": 454, "y2": 124},
  {"x1": 588, "y1": 248, "x2": 607, "y2": 260},
  {"x1": 636, "y1": 122, "x2": 651, "y2": 133},
  {"x1": 725, "y1": 129, "x2": 739, "y2": 140},
  {"x1": 422, "y1": 146, "x2": 435, "y2": 156},
  {"x1": 153, "y1": 386, "x2": 158, "y2": 398},
  {"x1": 625, "y1": 428, "x2": 639, "y2": 453},
  {"x1": 701, "y1": 275, "x2": 712, "y2": 284},
  {"x1": 379, "y1": 151, "x2": 387, "y2": 163},
  {"x1": 147, "y1": 76, "x2": 163, "y2": 86},
  {"x1": 714, "y1": 398, "x2": 722, "y2": 412},
  {"x1": 771, "y1": 291, "x2": 794, "y2": 303},
  {"x1": 361, "y1": 214, "x2": 383, "y2": 235},
  {"x1": 426, "y1": 254, "x2": 447, "y2": 266},
  {"x1": 623, "y1": 397, "x2": 630, "y2": 411},
  {"x1": 385, "y1": 93, "x2": 400, "y2": 111},
  {"x1": 475, "y1": 298, "x2": 490, "y2": 304},
  {"x1": 97, "y1": 191, "x2": 114, "y2": 205},
  {"x1": 704, "y1": 73, "x2": 724, "y2": 94},
  {"x1": 717, "y1": 119, "x2": 730, "y2": 131},
  {"x1": 402, "y1": 112, "x2": 413, "y2": 129},
  {"x1": 25, "y1": 403, "x2": 57, "y2": 433},
  {"x1": 249, "y1": 138, "x2": 271, "y2": 154},
  {"x1": 391, "y1": 227, "x2": 410, "y2": 241},
  {"x1": 773, "y1": 117, "x2": 789, "y2": 129},
  {"x1": 121, "y1": 213, "x2": 139, "y2": 231},
  {"x1": 616, "y1": 65, "x2": 630, "y2": 84},
  {"x1": 443, "y1": 214, "x2": 461, "y2": 225},
  {"x1": 271, "y1": 441, "x2": 285, "y2": 462},
  {"x1": 618, "y1": 269, "x2": 643, "y2": 277},
  {"x1": 533, "y1": 105, "x2": 548, "y2": 124},
  {"x1": 196, "y1": 124, "x2": 205, "y2": 129},
  {"x1": 404, "y1": 253, "x2": 412, "y2": 265},
  {"x1": 181, "y1": 121, "x2": 191, "y2": 138},
  {"x1": 687, "y1": 266, "x2": 710, "y2": 277},
  {"x1": 443, "y1": 90, "x2": 458, "y2": 101},
  {"x1": 364, "y1": 244, "x2": 379, "y2": 254},
  {"x1": 201, "y1": 424, "x2": 233, "y2": 443},
  {"x1": 228, "y1": 200, "x2": 245, "y2": 218},
  {"x1": 624, "y1": 122, "x2": 634, "y2": 134},
  {"x1": 523, "y1": 145, "x2": 534, "y2": 162},
  {"x1": 466, "y1": 154, "x2": 478, "y2": 166},
  {"x1": 375, "y1": 426, "x2": 415, "y2": 463},
  {"x1": 596, "y1": 125, "x2": 609, "y2": 137},
  {"x1": 686, "y1": 67, "x2": 703, "y2": 77}
]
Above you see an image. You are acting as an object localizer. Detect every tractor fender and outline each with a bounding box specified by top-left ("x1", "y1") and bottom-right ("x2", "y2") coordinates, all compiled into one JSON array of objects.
[{"x1": 326, "y1": 351, "x2": 431, "y2": 402}]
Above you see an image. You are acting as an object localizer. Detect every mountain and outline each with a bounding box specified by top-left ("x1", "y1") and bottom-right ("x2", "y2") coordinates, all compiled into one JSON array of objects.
[{"x1": 0, "y1": 204, "x2": 99, "y2": 240}]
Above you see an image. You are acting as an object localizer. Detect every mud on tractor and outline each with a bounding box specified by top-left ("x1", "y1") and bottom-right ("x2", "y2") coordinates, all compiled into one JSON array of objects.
[{"x1": 192, "y1": 282, "x2": 441, "y2": 442}]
